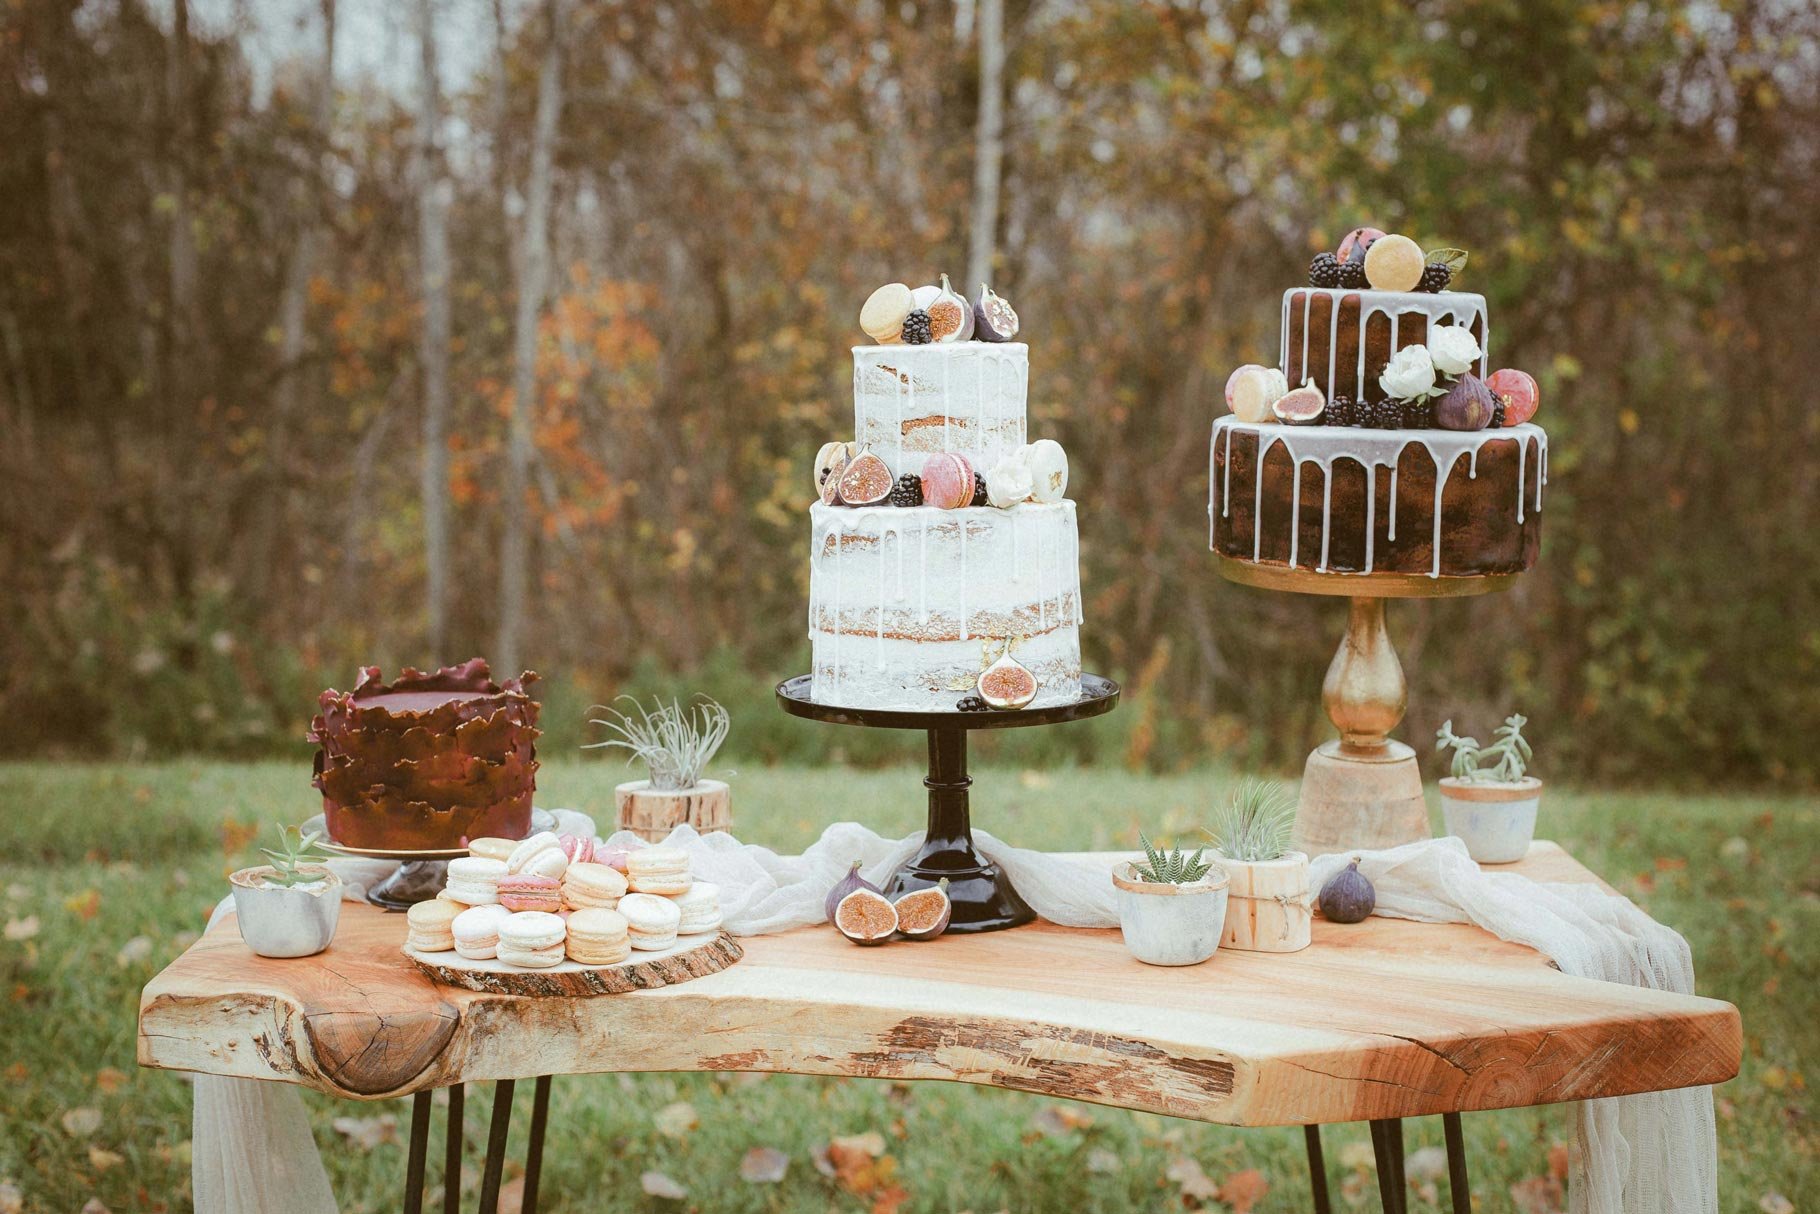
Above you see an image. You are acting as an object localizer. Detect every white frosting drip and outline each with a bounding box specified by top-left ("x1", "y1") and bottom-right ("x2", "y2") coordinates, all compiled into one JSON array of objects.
[
  {"x1": 1207, "y1": 417, "x2": 1547, "y2": 579},
  {"x1": 808, "y1": 500, "x2": 1083, "y2": 710},
  {"x1": 853, "y1": 343, "x2": 1029, "y2": 478},
  {"x1": 1279, "y1": 288, "x2": 1490, "y2": 401}
]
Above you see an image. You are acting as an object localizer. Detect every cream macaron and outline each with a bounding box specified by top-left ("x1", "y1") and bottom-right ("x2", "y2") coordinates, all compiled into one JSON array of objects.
[
  {"x1": 626, "y1": 846, "x2": 692, "y2": 896},
  {"x1": 496, "y1": 910, "x2": 567, "y2": 969},
  {"x1": 444, "y1": 856, "x2": 507, "y2": 906},
  {"x1": 507, "y1": 831, "x2": 569, "y2": 880},
  {"x1": 618, "y1": 893, "x2": 682, "y2": 951},
  {"x1": 450, "y1": 904, "x2": 512, "y2": 960},
  {"x1": 669, "y1": 881, "x2": 722, "y2": 935},
  {"x1": 466, "y1": 837, "x2": 519, "y2": 863},
  {"x1": 562, "y1": 862, "x2": 628, "y2": 911},
  {"x1": 565, "y1": 908, "x2": 631, "y2": 965},
  {"x1": 406, "y1": 899, "x2": 459, "y2": 953}
]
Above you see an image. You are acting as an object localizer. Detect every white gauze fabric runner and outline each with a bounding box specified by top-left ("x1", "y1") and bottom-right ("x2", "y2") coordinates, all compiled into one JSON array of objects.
[{"x1": 191, "y1": 826, "x2": 1712, "y2": 1214}]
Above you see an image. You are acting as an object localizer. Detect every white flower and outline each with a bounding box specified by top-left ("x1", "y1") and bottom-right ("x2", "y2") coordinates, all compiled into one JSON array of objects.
[
  {"x1": 986, "y1": 449, "x2": 1035, "y2": 508},
  {"x1": 1379, "y1": 344, "x2": 1437, "y2": 402},
  {"x1": 1428, "y1": 325, "x2": 1481, "y2": 376}
]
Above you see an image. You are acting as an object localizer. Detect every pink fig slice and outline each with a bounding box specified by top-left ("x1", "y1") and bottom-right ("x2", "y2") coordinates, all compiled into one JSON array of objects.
[
  {"x1": 837, "y1": 451, "x2": 893, "y2": 506},
  {"x1": 893, "y1": 878, "x2": 951, "y2": 941},
  {"x1": 1271, "y1": 383, "x2": 1326, "y2": 425},
  {"x1": 834, "y1": 888, "x2": 897, "y2": 945}
]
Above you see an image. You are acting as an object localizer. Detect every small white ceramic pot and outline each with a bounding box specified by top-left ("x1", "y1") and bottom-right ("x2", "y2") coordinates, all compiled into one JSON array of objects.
[
  {"x1": 1112, "y1": 861, "x2": 1231, "y2": 967},
  {"x1": 229, "y1": 865, "x2": 342, "y2": 958},
  {"x1": 1440, "y1": 777, "x2": 1543, "y2": 864}
]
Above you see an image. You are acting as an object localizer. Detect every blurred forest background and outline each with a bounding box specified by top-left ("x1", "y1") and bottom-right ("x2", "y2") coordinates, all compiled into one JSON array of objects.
[{"x1": 2, "y1": 0, "x2": 1816, "y2": 784}]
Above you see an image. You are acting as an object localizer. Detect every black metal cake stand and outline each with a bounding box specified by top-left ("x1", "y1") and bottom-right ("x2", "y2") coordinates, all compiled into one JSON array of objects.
[{"x1": 775, "y1": 674, "x2": 1121, "y2": 933}]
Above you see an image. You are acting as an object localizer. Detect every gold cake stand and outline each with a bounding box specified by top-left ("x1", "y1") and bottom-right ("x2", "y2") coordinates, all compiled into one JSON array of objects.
[{"x1": 1217, "y1": 556, "x2": 1519, "y2": 856}]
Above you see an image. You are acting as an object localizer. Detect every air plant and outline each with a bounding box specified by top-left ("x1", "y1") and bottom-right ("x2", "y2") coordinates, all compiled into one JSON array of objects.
[
  {"x1": 259, "y1": 824, "x2": 332, "y2": 888},
  {"x1": 1135, "y1": 832, "x2": 1213, "y2": 885},
  {"x1": 1436, "y1": 714, "x2": 1534, "y2": 783},
  {"x1": 1208, "y1": 779, "x2": 1296, "y2": 863},
  {"x1": 584, "y1": 695, "x2": 730, "y2": 790}
]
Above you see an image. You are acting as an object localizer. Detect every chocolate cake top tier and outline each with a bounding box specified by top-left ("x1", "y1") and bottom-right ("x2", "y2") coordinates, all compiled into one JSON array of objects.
[{"x1": 1281, "y1": 288, "x2": 1489, "y2": 406}]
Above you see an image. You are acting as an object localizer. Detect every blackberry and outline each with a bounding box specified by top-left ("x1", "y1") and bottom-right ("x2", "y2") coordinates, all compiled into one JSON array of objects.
[
  {"x1": 1490, "y1": 397, "x2": 1508, "y2": 429},
  {"x1": 970, "y1": 472, "x2": 988, "y2": 507},
  {"x1": 1308, "y1": 252, "x2": 1342, "y2": 288},
  {"x1": 1325, "y1": 394, "x2": 1358, "y2": 426},
  {"x1": 1369, "y1": 398, "x2": 1405, "y2": 429},
  {"x1": 1417, "y1": 262, "x2": 1452, "y2": 293},
  {"x1": 901, "y1": 309, "x2": 933, "y2": 345},
  {"x1": 1337, "y1": 260, "x2": 1367, "y2": 289},
  {"x1": 889, "y1": 473, "x2": 923, "y2": 507},
  {"x1": 1401, "y1": 399, "x2": 1436, "y2": 429},
  {"x1": 955, "y1": 694, "x2": 990, "y2": 713}
]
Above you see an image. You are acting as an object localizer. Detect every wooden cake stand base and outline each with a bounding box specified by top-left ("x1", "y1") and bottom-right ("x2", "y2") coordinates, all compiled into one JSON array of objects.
[{"x1": 406, "y1": 931, "x2": 741, "y2": 997}]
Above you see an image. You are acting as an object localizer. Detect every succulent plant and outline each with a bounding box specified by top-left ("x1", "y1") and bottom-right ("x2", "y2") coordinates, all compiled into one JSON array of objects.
[
  {"x1": 585, "y1": 695, "x2": 729, "y2": 791},
  {"x1": 259, "y1": 823, "x2": 332, "y2": 888},
  {"x1": 1134, "y1": 832, "x2": 1213, "y2": 885},
  {"x1": 1436, "y1": 713, "x2": 1535, "y2": 783},
  {"x1": 1209, "y1": 779, "x2": 1296, "y2": 863}
]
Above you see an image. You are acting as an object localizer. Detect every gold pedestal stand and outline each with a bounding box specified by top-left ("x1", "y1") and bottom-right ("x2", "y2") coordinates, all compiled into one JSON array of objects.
[{"x1": 1217, "y1": 559, "x2": 1519, "y2": 857}]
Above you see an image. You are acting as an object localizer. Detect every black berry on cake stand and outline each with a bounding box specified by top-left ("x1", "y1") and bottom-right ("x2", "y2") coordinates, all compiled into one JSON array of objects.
[{"x1": 776, "y1": 674, "x2": 1120, "y2": 932}]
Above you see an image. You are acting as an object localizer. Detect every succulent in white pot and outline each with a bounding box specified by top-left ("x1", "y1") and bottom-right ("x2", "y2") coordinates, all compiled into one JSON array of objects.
[
  {"x1": 1209, "y1": 781, "x2": 1312, "y2": 953},
  {"x1": 229, "y1": 825, "x2": 342, "y2": 959},
  {"x1": 1113, "y1": 835, "x2": 1229, "y2": 967},
  {"x1": 1436, "y1": 714, "x2": 1541, "y2": 864},
  {"x1": 587, "y1": 695, "x2": 732, "y2": 843}
]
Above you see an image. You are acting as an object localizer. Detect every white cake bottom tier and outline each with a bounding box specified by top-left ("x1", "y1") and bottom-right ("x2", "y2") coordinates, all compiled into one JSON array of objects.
[{"x1": 808, "y1": 500, "x2": 1084, "y2": 711}]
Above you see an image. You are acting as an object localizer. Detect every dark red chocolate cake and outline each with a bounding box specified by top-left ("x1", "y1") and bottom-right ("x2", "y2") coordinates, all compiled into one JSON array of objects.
[{"x1": 310, "y1": 659, "x2": 539, "y2": 850}]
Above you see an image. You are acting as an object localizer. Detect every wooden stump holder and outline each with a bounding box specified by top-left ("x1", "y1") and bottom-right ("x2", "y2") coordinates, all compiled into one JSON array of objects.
[
  {"x1": 1216, "y1": 852, "x2": 1313, "y2": 953},
  {"x1": 615, "y1": 778, "x2": 731, "y2": 842}
]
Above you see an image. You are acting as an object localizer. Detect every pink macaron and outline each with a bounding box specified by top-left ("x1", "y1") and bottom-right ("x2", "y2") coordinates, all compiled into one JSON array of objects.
[
  {"x1": 921, "y1": 452, "x2": 975, "y2": 510},
  {"x1": 559, "y1": 834, "x2": 596, "y2": 865},
  {"x1": 496, "y1": 875, "x2": 562, "y2": 913}
]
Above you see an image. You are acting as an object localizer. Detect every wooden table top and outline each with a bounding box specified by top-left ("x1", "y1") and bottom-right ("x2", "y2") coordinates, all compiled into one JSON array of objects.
[{"x1": 137, "y1": 842, "x2": 1741, "y2": 1127}]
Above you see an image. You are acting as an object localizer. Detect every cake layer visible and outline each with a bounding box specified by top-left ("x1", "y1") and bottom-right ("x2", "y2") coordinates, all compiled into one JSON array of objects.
[
  {"x1": 853, "y1": 343, "x2": 1028, "y2": 478},
  {"x1": 1281, "y1": 289, "x2": 1488, "y2": 405},
  {"x1": 809, "y1": 500, "x2": 1083, "y2": 711},
  {"x1": 1209, "y1": 417, "x2": 1545, "y2": 579}
]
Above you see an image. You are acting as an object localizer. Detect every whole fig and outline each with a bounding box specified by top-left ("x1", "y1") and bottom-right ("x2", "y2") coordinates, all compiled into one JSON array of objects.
[
  {"x1": 1434, "y1": 373, "x2": 1495, "y2": 431},
  {"x1": 1318, "y1": 858, "x2": 1376, "y2": 924}
]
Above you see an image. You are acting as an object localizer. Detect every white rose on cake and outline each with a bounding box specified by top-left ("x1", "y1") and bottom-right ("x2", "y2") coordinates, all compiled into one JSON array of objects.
[
  {"x1": 1379, "y1": 344, "x2": 1438, "y2": 402},
  {"x1": 1428, "y1": 325, "x2": 1481, "y2": 377},
  {"x1": 986, "y1": 449, "x2": 1035, "y2": 508}
]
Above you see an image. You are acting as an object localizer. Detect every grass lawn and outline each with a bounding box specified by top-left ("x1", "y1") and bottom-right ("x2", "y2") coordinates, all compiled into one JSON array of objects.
[{"x1": 0, "y1": 760, "x2": 1814, "y2": 1212}]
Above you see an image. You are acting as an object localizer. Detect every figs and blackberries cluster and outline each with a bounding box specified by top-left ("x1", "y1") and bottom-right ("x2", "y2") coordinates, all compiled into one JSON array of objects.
[
  {"x1": 1309, "y1": 227, "x2": 1464, "y2": 295},
  {"x1": 859, "y1": 274, "x2": 1019, "y2": 346}
]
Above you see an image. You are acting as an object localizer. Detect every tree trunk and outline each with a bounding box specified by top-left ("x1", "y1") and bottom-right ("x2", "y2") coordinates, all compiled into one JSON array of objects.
[
  {"x1": 964, "y1": 0, "x2": 1005, "y2": 291},
  {"x1": 496, "y1": 0, "x2": 567, "y2": 674},
  {"x1": 414, "y1": 0, "x2": 453, "y2": 659}
]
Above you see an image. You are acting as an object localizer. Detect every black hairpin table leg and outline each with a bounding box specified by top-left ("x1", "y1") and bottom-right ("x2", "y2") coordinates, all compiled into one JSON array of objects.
[
  {"x1": 1369, "y1": 1119, "x2": 1407, "y2": 1214},
  {"x1": 477, "y1": 1078, "x2": 516, "y2": 1214},
  {"x1": 403, "y1": 1089, "x2": 433, "y2": 1214},
  {"x1": 1304, "y1": 1124, "x2": 1333, "y2": 1214},
  {"x1": 443, "y1": 1084, "x2": 464, "y2": 1213},
  {"x1": 521, "y1": 1076, "x2": 552, "y2": 1214},
  {"x1": 1443, "y1": 1112, "x2": 1472, "y2": 1213}
]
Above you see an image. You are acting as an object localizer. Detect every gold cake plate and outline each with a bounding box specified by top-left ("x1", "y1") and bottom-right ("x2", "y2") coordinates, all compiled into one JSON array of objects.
[{"x1": 1215, "y1": 555, "x2": 1521, "y2": 600}]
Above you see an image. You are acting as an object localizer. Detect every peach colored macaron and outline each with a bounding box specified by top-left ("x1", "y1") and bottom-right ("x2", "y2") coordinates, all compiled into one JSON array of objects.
[{"x1": 562, "y1": 862, "x2": 628, "y2": 911}]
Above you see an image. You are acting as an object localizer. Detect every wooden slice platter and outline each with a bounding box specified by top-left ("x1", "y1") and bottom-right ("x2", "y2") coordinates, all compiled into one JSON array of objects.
[{"x1": 405, "y1": 930, "x2": 742, "y2": 997}]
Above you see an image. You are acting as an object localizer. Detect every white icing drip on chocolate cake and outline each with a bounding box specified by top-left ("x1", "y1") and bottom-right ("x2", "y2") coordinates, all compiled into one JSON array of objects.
[{"x1": 1279, "y1": 288, "x2": 1490, "y2": 402}]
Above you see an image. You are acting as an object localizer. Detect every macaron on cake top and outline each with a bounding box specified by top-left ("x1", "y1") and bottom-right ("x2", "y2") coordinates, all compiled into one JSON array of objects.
[
  {"x1": 406, "y1": 899, "x2": 459, "y2": 953},
  {"x1": 619, "y1": 893, "x2": 683, "y2": 951},
  {"x1": 445, "y1": 856, "x2": 507, "y2": 906},
  {"x1": 450, "y1": 904, "x2": 512, "y2": 960},
  {"x1": 507, "y1": 831, "x2": 569, "y2": 880},
  {"x1": 627, "y1": 846, "x2": 692, "y2": 895},
  {"x1": 497, "y1": 874, "x2": 562, "y2": 913},
  {"x1": 565, "y1": 908, "x2": 631, "y2": 966},
  {"x1": 562, "y1": 862, "x2": 629, "y2": 911},
  {"x1": 466, "y1": 837, "x2": 519, "y2": 863},
  {"x1": 670, "y1": 881, "x2": 723, "y2": 935},
  {"x1": 497, "y1": 910, "x2": 567, "y2": 969}
]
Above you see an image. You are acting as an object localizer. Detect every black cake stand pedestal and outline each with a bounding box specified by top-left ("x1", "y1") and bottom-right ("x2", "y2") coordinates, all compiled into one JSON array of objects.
[{"x1": 775, "y1": 674, "x2": 1121, "y2": 933}]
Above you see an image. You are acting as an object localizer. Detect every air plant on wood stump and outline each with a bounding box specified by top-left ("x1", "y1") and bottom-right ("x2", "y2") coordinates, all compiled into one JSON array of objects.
[
  {"x1": 588, "y1": 695, "x2": 734, "y2": 842},
  {"x1": 1207, "y1": 780, "x2": 1311, "y2": 954}
]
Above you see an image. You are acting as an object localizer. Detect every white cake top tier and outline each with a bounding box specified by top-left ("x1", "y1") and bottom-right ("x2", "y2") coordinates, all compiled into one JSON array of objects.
[{"x1": 852, "y1": 343, "x2": 1028, "y2": 479}]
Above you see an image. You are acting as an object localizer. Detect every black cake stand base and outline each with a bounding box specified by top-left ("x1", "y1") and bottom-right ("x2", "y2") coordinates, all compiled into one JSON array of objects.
[{"x1": 776, "y1": 674, "x2": 1121, "y2": 933}]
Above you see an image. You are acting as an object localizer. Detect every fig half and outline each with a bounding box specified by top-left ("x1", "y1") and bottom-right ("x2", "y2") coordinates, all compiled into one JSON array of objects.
[
  {"x1": 834, "y1": 888, "x2": 898, "y2": 945},
  {"x1": 837, "y1": 451, "x2": 894, "y2": 506},
  {"x1": 1272, "y1": 382, "x2": 1326, "y2": 425},
  {"x1": 973, "y1": 284, "x2": 1018, "y2": 342},
  {"x1": 893, "y1": 878, "x2": 951, "y2": 941},
  {"x1": 978, "y1": 650, "x2": 1038, "y2": 710}
]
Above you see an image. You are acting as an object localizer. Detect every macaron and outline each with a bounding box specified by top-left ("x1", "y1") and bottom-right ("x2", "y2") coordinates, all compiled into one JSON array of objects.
[
  {"x1": 921, "y1": 451, "x2": 976, "y2": 510},
  {"x1": 497, "y1": 875, "x2": 563, "y2": 913},
  {"x1": 558, "y1": 834, "x2": 596, "y2": 865},
  {"x1": 627, "y1": 846, "x2": 692, "y2": 896},
  {"x1": 565, "y1": 907, "x2": 631, "y2": 965},
  {"x1": 563, "y1": 862, "x2": 629, "y2": 911},
  {"x1": 436, "y1": 890, "x2": 472, "y2": 912},
  {"x1": 507, "y1": 831, "x2": 569, "y2": 880},
  {"x1": 451, "y1": 904, "x2": 512, "y2": 960},
  {"x1": 859, "y1": 282, "x2": 914, "y2": 344},
  {"x1": 497, "y1": 910, "x2": 567, "y2": 969},
  {"x1": 669, "y1": 881, "x2": 722, "y2": 935},
  {"x1": 466, "y1": 837, "x2": 519, "y2": 863},
  {"x1": 445, "y1": 857, "x2": 508, "y2": 906},
  {"x1": 406, "y1": 899, "x2": 458, "y2": 953},
  {"x1": 619, "y1": 893, "x2": 682, "y2": 951}
]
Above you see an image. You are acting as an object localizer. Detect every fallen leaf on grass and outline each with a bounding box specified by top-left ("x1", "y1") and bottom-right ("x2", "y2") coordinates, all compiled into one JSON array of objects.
[
  {"x1": 739, "y1": 1146, "x2": 789, "y2": 1183},
  {"x1": 496, "y1": 1176, "x2": 524, "y2": 1214},
  {"x1": 62, "y1": 1107, "x2": 102, "y2": 1137},
  {"x1": 115, "y1": 936, "x2": 153, "y2": 968},
  {"x1": 1510, "y1": 1174, "x2": 1566, "y2": 1214},
  {"x1": 330, "y1": 1113, "x2": 397, "y2": 1150},
  {"x1": 64, "y1": 889, "x2": 101, "y2": 921},
  {"x1": 1759, "y1": 1066, "x2": 1789, "y2": 1091},
  {"x1": 1165, "y1": 1156, "x2": 1219, "y2": 1204},
  {"x1": 1085, "y1": 1148, "x2": 1122, "y2": 1174},
  {"x1": 1217, "y1": 1168, "x2": 1268, "y2": 1212},
  {"x1": 870, "y1": 1186, "x2": 910, "y2": 1214},
  {"x1": 87, "y1": 1146, "x2": 124, "y2": 1171},
  {"x1": 1406, "y1": 1145, "x2": 1447, "y2": 1180},
  {"x1": 653, "y1": 1100, "x2": 697, "y2": 1138},
  {"x1": 640, "y1": 1171, "x2": 686, "y2": 1200},
  {"x1": 0, "y1": 1180, "x2": 21, "y2": 1214},
  {"x1": 1759, "y1": 1194, "x2": 1794, "y2": 1214},
  {"x1": 1337, "y1": 1139, "x2": 1376, "y2": 1170},
  {"x1": 95, "y1": 1068, "x2": 128, "y2": 1095},
  {"x1": 3, "y1": 916, "x2": 39, "y2": 942},
  {"x1": 154, "y1": 1140, "x2": 192, "y2": 1166},
  {"x1": 1548, "y1": 1140, "x2": 1571, "y2": 1181},
  {"x1": 1030, "y1": 1104, "x2": 1094, "y2": 1137},
  {"x1": 1340, "y1": 1172, "x2": 1370, "y2": 1205}
]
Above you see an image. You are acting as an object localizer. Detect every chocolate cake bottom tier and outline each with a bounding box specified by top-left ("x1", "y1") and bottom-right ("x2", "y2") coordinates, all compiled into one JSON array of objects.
[
  {"x1": 322, "y1": 784, "x2": 535, "y2": 851},
  {"x1": 1209, "y1": 417, "x2": 1547, "y2": 580}
]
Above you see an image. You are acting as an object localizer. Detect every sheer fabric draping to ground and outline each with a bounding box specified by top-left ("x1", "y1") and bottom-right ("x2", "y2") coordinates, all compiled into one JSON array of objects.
[{"x1": 190, "y1": 826, "x2": 1712, "y2": 1214}]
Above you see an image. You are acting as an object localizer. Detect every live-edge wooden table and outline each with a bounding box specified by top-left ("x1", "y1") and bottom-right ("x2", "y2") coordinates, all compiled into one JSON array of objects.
[{"x1": 138, "y1": 843, "x2": 1740, "y2": 1214}]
